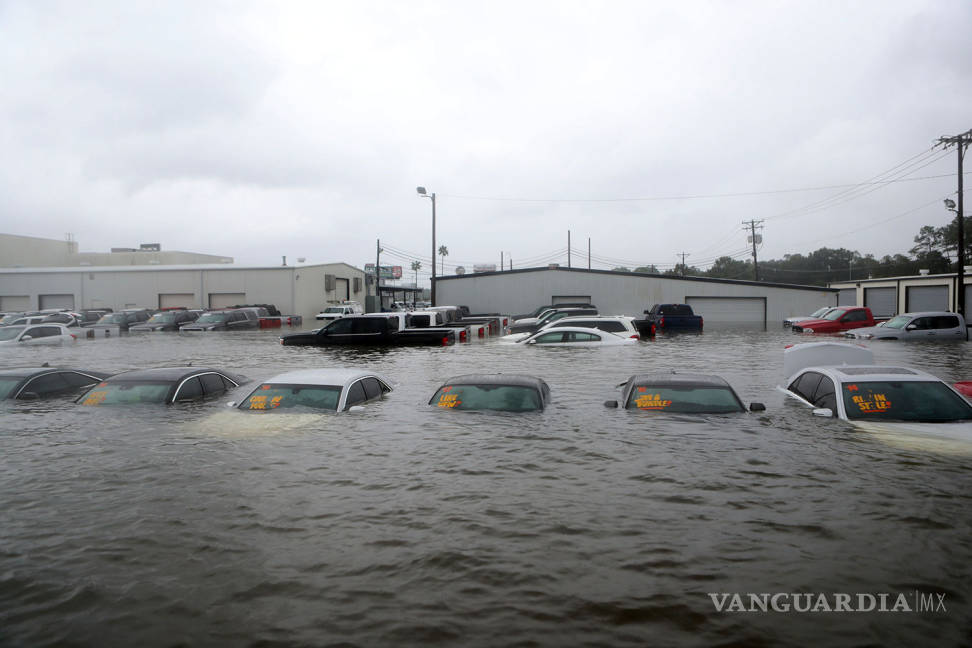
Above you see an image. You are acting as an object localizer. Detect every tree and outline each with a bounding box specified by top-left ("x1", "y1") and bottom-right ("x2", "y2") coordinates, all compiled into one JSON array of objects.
[
  {"x1": 612, "y1": 266, "x2": 631, "y2": 272},
  {"x1": 411, "y1": 260, "x2": 421, "y2": 287},
  {"x1": 438, "y1": 245, "x2": 448, "y2": 274},
  {"x1": 633, "y1": 265, "x2": 660, "y2": 274},
  {"x1": 705, "y1": 256, "x2": 750, "y2": 279}
]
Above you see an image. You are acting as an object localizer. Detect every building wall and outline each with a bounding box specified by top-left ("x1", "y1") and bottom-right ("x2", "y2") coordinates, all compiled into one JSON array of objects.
[
  {"x1": 0, "y1": 263, "x2": 367, "y2": 323},
  {"x1": 829, "y1": 273, "x2": 972, "y2": 316},
  {"x1": 0, "y1": 234, "x2": 78, "y2": 267},
  {"x1": 436, "y1": 268, "x2": 835, "y2": 327},
  {"x1": 76, "y1": 251, "x2": 234, "y2": 266}
]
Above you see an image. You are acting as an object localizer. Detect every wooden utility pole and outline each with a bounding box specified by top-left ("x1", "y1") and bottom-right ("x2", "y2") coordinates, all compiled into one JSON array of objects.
[
  {"x1": 743, "y1": 220, "x2": 764, "y2": 281},
  {"x1": 938, "y1": 129, "x2": 971, "y2": 318}
]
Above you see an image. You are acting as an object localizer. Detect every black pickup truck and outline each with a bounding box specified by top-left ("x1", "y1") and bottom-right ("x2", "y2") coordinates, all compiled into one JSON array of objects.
[
  {"x1": 280, "y1": 314, "x2": 457, "y2": 346},
  {"x1": 636, "y1": 304, "x2": 704, "y2": 336}
]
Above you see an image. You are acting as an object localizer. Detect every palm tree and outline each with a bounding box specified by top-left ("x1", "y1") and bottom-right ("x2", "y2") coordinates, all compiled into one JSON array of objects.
[
  {"x1": 438, "y1": 245, "x2": 448, "y2": 274},
  {"x1": 411, "y1": 260, "x2": 421, "y2": 287}
]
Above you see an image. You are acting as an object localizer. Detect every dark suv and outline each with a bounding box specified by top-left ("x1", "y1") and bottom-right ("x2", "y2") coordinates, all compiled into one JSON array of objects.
[
  {"x1": 180, "y1": 309, "x2": 259, "y2": 331},
  {"x1": 93, "y1": 309, "x2": 153, "y2": 332}
]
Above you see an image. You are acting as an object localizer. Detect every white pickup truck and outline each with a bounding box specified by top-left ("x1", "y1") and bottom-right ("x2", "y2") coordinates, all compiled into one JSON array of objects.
[{"x1": 315, "y1": 301, "x2": 363, "y2": 322}]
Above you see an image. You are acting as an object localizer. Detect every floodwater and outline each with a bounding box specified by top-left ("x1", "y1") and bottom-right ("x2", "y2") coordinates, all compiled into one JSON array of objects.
[{"x1": 1, "y1": 327, "x2": 971, "y2": 647}]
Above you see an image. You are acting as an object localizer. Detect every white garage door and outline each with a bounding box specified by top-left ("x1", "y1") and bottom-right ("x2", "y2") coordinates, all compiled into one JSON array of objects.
[
  {"x1": 335, "y1": 278, "x2": 350, "y2": 301},
  {"x1": 209, "y1": 293, "x2": 246, "y2": 309},
  {"x1": 159, "y1": 293, "x2": 195, "y2": 309},
  {"x1": 0, "y1": 295, "x2": 30, "y2": 311},
  {"x1": 39, "y1": 294, "x2": 75, "y2": 310},
  {"x1": 864, "y1": 287, "x2": 896, "y2": 318},
  {"x1": 552, "y1": 295, "x2": 592, "y2": 305},
  {"x1": 837, "y1": 288, "x2": 857, "y2": 306},
  {"x1": 685, "y1": 296, "x2": 766, "y2": 328},
  {"x1": 905, "y1": 285, "x2": 948, "y2": 313}
]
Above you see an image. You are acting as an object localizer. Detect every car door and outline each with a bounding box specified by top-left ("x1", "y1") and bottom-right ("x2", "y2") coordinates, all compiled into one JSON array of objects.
[
  {"x1": 199, "y1": 373, "x2": 229, "y2": 398},
  {"x1": 344, "y1": 380, "x2": 367, "y2": 410},
  {"x1": 903, "y1": 316, "x2": 934, "y2": 339},
  {"x1": 839, "y1": 310, "x2": 870, "y2": 330},
  {"x1": 318, "y1": 317, "x2": 356, "y2": 344},
  {"x1": 19, "y1": 372, "x2": 71, "y2": 398},
  {"x1": 932, "y1": 315, "x2": 964, "y2": 339},
  {"x1": 23, "y1": 326, "x2": 61, "y2": 346},
  {"x1": 173, "y1": 377, "x2": 203, "y2": 402},
  {"x1": 808, "y1": 375, "x2": 838, "y2": 415}
]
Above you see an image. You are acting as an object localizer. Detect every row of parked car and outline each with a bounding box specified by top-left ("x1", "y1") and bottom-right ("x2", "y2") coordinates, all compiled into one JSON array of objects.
[{"x1": 784, "y1": 306, "x2": 969, "y2": 340}]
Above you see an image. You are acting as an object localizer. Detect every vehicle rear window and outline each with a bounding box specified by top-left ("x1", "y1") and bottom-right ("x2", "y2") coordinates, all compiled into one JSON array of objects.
[
  {"x1": 841, "y1": 381, "x2": 972, "y2": 422},
  {"x1": 625, "y1": 385, "x2": 744, "y2": 413},
  {"x1": 411, "y1": 315, "x2": 432, "y2": 327},
  {"x1": 658, "y1": 305, "x2": 693, "y2": 316},
  {"x1": 238, "y1": 383, "x2": 341, "y2": 411},
  {"x1": 80, "y1": 381, "x2": 172, "y2": 405},
  {"x1": 431, "y1": 384, "x2": 542, "y2": 412}
]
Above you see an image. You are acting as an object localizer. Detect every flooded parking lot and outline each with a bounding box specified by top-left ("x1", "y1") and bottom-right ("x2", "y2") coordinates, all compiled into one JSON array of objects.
[{"x1": 2, "y1": 328, "x2": 971, "y2": 646}]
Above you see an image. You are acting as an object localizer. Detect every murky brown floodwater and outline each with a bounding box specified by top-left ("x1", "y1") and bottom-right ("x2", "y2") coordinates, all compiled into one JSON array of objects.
[{"x1": 1, "y1": 327, "x2": 971, "y2": 646}]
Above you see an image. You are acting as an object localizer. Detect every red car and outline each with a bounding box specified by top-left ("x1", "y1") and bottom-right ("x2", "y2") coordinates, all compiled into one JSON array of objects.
[{"x1": 791, "y1": 307, "x2": 876, "y2": 334}]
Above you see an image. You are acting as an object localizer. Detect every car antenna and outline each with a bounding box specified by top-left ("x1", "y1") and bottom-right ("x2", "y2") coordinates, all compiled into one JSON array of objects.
[
  {"x1": 42, "y1": 361, "x2": 50, "y2": 367},
  {"x1": 186, "y1": 361, "x2": 193, "y2": 367}
]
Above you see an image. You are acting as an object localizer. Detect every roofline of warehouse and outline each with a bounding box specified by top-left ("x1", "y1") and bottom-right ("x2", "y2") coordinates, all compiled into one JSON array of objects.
[
  {"x1": 435, "y1": 266, "x2": 837, "y2": 293},
  {"x1": 0, "y1": 262, "x2": 365, "y2": 274}
]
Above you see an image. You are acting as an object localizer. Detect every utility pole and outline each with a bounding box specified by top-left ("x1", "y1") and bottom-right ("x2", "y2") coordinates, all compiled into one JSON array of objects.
[
  {"x1": 588, "y1": 238, "x2": 591, "y2": 269},
  {"x1": 743, "y1": 219, "x2": 764, "y2": 281},
  {"x1": 375, "y1": 239, "x2": 382, "y2": 309},
  {"x1": 568, "y1": 230, "x2": 571, "y2": 268},
  {"x1": 939, "y1": 129, "x2": 971, "y2": 318},
  {"x1": 677, "y1": 252, "x2": 690, "y2": 276},
  {"x1": 500, "y1": 251, "x2": 503, "y2": 271}
]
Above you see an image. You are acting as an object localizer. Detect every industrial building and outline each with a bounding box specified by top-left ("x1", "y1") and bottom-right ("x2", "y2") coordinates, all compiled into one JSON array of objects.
[
  {"x1": 829, "y1": 271, "x2": 972, "y2": 318},
  {"x1": 0, "y1": 233, "x2": 233, "y2": 267},
  {"x1": 0, "y1": 263, "x2": 367, "y2": 323},
  {"x1": 435, "y1": 266, "x2": 837, "y2": 328}
]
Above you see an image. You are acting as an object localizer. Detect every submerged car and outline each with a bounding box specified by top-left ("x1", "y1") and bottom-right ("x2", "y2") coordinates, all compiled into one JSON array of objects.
[
  {"x1": 180, "y1": 309, "x2": 259, "y2": 331},
  {"x1": 515, "y1": 326, "x2": 637, "y2": 346},
  {"x1": 843, "y1": 312, "x2": 968, "y2": 341},
  {"x1": 780, "y1": 342, "x2": 972, "y2": 429},
  {"x1": 0, "y1": 367, "x2": 111, "y2": 400},
  {"x1": 0, "y1": 323, "x2": 77, "y2": 346},
  {"x1": 129, "y1": 310, "x2": 201, "y2": 332},
  {"x1": 429, "y1": 374, "x2": 550, "y2": 412},
  {"x1": 92, "y1": 309, "x2": 153, "y2": 332},
  {"x1": 78, "y1": 367, "x2": 248, "y2": 406},
  {"x1": 784, "y1": 306, "x2": 836, "y2": 328},
  {"x1": 232, "y1": 369, "x2": 392, "y2": 412},
  {"x1": 604, "y1": 372, "x2": 765, "y2": 413}
]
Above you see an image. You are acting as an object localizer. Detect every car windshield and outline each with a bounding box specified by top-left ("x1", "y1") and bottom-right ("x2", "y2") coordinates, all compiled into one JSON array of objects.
[
  {"x1": 841, "y1": 381, "x2": 972, "y2": 422},
  {"x1": 0, "y1": 326, "x2": 26, "y2": 341},
  {"x1": 0, "y1": 377, "x2": 23, "y2": 398},
  {"x1": 239, "y1": 383, "x2": 342, "y2": 411},
  {"x1": 323, "y1": 307, "x2": 345, "y2": 313},
  {"x1": 79, "y1": 381, "x2": 172, "y2": 405},
  {"x1": 196, "y1": 313, "x2": 228, "y2": 323},
  {"x1": 431, "y1": 384, "x2": 542, "y2": 412},
  {"x1": 882, "y1": 315, "x2": 911, "y2": 330},
  {"x1": 97, "y1": 313, "x2": 127, "y2": 324},
  {"x1": 147, "y1": 313, "x2": 177, "y2": 324},
  {"x1": 809, "y1": 307, "x2": 831, "y2": 318},
  {"x1": 822, "y1": 309, "x2": 847, "y2": 321},
  {"x1": 0, "y1": 314, "x2": 23, "y2": 325},
  {"x1": 625, "y1": 385, "x2": 744, "y2": 413}
]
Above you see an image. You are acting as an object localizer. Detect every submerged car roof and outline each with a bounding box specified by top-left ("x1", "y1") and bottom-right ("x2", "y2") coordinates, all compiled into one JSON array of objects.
[
  {"x1": 814, "y1": 365, "x2": 943, "y2": 383},
  {"x1": 260, "y1": 368, "x2": 391, "y2": 387},
  {"x1": 440, "y1": 373, "x2": 549, "y2": 390},
  {"x1": 626, "y1": 372, "x2": 733, "y2": 388},
  {"x1": 0, "y1": 366, "x2": 107, "y2": 379},
  {"x1": 105, "y1": 367, "x2": 244, "y2": 383}
]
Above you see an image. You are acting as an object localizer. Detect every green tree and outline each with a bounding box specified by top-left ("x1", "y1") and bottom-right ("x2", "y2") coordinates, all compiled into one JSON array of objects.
[{"x1": 705, "y1": 256, "x2": 750, "y2": 279}]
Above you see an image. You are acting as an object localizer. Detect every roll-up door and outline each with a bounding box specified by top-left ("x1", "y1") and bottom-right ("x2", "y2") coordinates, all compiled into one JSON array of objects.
[
  {"x1": 209, "y1": 293, "x2": 246, "y2": 309},
  {"x1": 0, "y1": 295, "x2": 30, "y2": 311},
  {"x1": 863, "y1": 287, "x2": 896, "y2": 318},
  {"x1": 159, "y1": 293, "x2": 195, "y2": 309},
  {"x1": 39, "y1": 294, "x2": 75, "y2": 310},
  {"x1": 837, "y1": 288, "x2": 857, "y2": 306},
  {"x1": 965, "y1": 284, "x2": 971, "y2": 318},
  {"x1": 905, "y1": 285, "x2": 948, "y2": 313},
  {"x1": 552, "y1": 295, "x2": 592, "y2": 305},
  {"x1": 684, "y1": 296, "x2": 766, "y2": 328},
  {"x1": 335, "y1": 278, "x2": 350, "y2": 301}
]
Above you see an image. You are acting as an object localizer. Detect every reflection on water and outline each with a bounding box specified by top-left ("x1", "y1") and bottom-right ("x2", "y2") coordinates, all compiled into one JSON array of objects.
[{"x1": 1, "y1": 329, "x2": 971, "y2": 646}]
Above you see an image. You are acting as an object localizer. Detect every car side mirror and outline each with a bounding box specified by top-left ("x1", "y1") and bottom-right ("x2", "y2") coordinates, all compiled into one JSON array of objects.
[
  {"x1": 20, "y1": 335, "x2": 32, "y2": 341},
  {"x1": 905, "y1": 324, "x2": 917, "y2": 331},
  {"x1": 226, "y1": 401, "x2": 237, "y2": 408},
  {"x1": 812, "y1": 408, "x2": 834, "y2": 418},
  {"x1": 347, "y1": 405, "x2": 365, "y2": 412},
  {"x1": 603, "y1": 400, "x2": 618, "y2": 408},
  {"x1": 526, "y1": 340, "x2": 536, "y2": 345},
  {"x1": 749, "y1": 402, "x2": 766, "y2": 412},
  {"x1": 19, "y1": 392, "x2": 39, "y2": 401}
]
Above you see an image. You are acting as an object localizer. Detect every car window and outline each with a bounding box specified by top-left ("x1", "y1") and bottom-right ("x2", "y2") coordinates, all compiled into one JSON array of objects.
[
  {"x1": 80, "y1": 381, "x2": 172, "y2": 405},
  {"x1": 199, "y1": 373, "x2": 227, "y2": 395},
  {"x1": 910, "y1": 317, "x2": 933, "y2": 329},
  {"x1": 221, "y1": 376, "x2": 238, "y2": 390},
  {"x1": 24, "y1": 373, "x2": 70, "y2": 395},
  {"x1": 625, "y1": 385, "x2": 744, "y2": 413},
  {"x1": 174, "y1": 377, "x2": 203, "y2": 401},
  {"x1": 842, "y1": 310, "x2": 867, "y2": 322},
  {"x1": 811, "y1": 376, "x2": 837, "y2": 412},
  {"x1": 0, "y1": 326, "x2": 26, "y2": 342},
  {"x1": 352, "y1": 318, "x2": 386, "y2": 334},
  {"x1": 659, "y1": 305, "x2": 693, "y2": 316},
  {"x1": 61, "y1": 372, "x2": 103, "y2": 389},
  {"x1": 431, "y1": 384, "x2": 542, "y2": 411},
  {"x1": 789, "y1": 372, "x2": 823, "y2": 401},
  {"x1": 325, "y1": 318, "x2": 355, "y2": 334},
  {"x1": 565, "y1": 331, "x2": 599, "y2": 342},
  {"x1": 345, "y1": 380, "x2": 366, "y2": 407},
  {"x1": 934, "y1": 316, "x2": 959, "y2": 329},
  {"x1": 362, "y1": 377, "x2": 382, "y2": 400},
  {"x1": 841, "y1": 381, "x2": 972, "y2": 422},
  {"x1": 239, "y1": 383, "x2": 341, "y2": 411},
  {"x1": 533, "y1": 332, "x2": 565, "y2": 343}
]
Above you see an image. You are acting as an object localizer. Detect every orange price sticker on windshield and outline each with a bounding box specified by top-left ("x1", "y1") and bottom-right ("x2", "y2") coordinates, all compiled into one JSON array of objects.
[
  {"x1": 437, "y1": 393, "x2": 460, "y2": 408},
  {"x1": 851, "y1": 393, "x2": 892, "y2": 413},
  {"x1": 249, "y1": 395, "x2": 268, "y2": 410},
  {"x1": 635, "y1": 393, "x2": 672, "y2": 410},
  {"x1": 846, "y1": 384, "x2": 859, "y2": 392},
  {"x1": 270, "y1": 396, "x2": 284, "y2": 408},
  {"x1": 82, "y1": 390, "x2": 108, "y2": 406},
  {"x1": 261, "y1": 384, "x2": 271, "y2": 390}
]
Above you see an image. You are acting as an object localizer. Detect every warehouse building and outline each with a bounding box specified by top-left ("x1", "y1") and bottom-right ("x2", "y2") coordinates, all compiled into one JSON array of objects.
[
  {"x1": 435, "y1": 266, "x2": 837, "y2": 328},
  {"x1": 0, "y1": 263, "x2": 367, "y2": 323},
  {"x1": 0, "y1": 233, "x2": 233, "y2": 267},
  {"x1": 829, "y1": 271, "x2": 972, "y2": 319}
]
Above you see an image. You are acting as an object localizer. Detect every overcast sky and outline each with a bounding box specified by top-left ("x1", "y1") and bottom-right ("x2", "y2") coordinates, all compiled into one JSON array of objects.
[{"x1": 1, "y1": 1, "x2": 970, "y2": 281}]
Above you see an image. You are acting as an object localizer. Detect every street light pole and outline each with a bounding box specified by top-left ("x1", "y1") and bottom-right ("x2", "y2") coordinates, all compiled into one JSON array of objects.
[{"x1": 417, "y1": 187, "x2": 436, "y2": 306}]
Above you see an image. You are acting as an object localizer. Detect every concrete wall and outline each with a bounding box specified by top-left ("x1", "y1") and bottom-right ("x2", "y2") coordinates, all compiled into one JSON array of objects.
[
  {"x1": 436, "y1": 268, "x2": 836, "y2": 327},
  {"x1": 0, "y1": 262, "x2": 367, "y2": 323},
  {"x1": 829, "y1": 273, "x2": 972, "y2": 315},
  {"x1": 0, "y1": 234, "x2": 77, "y2": 267}
]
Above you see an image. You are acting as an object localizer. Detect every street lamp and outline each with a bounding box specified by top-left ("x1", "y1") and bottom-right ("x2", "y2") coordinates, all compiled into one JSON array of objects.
[{"x1": 417, "y1": 186, "x2": 436, "y2": 306}]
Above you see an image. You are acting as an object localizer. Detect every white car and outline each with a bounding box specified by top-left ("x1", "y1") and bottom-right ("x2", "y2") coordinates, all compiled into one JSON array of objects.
[
  {"x1": 230, "y1": 368, "x2": 393, "y2": 412},
  {"x1": 516, "y1": 326, "x2": 637, "y2": 346},
  {"x1": 844, "y1": 312, "x2": 968, "y2": 341},
  {"x1": 540, "y1": 315, "x2": 640, "y2": 340},
  {"x1": 315, "y1": 302, "x2": 363, "y2": 322},
  {"x1": 0, "y1": 323, "x2": 77, "y2": 346},
  {"x1": 784, "y1": 307, "x2": 836, "y2": 328},
  {"x1": 780, "y1": 342, "x2": 972, "y2": 436}
]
